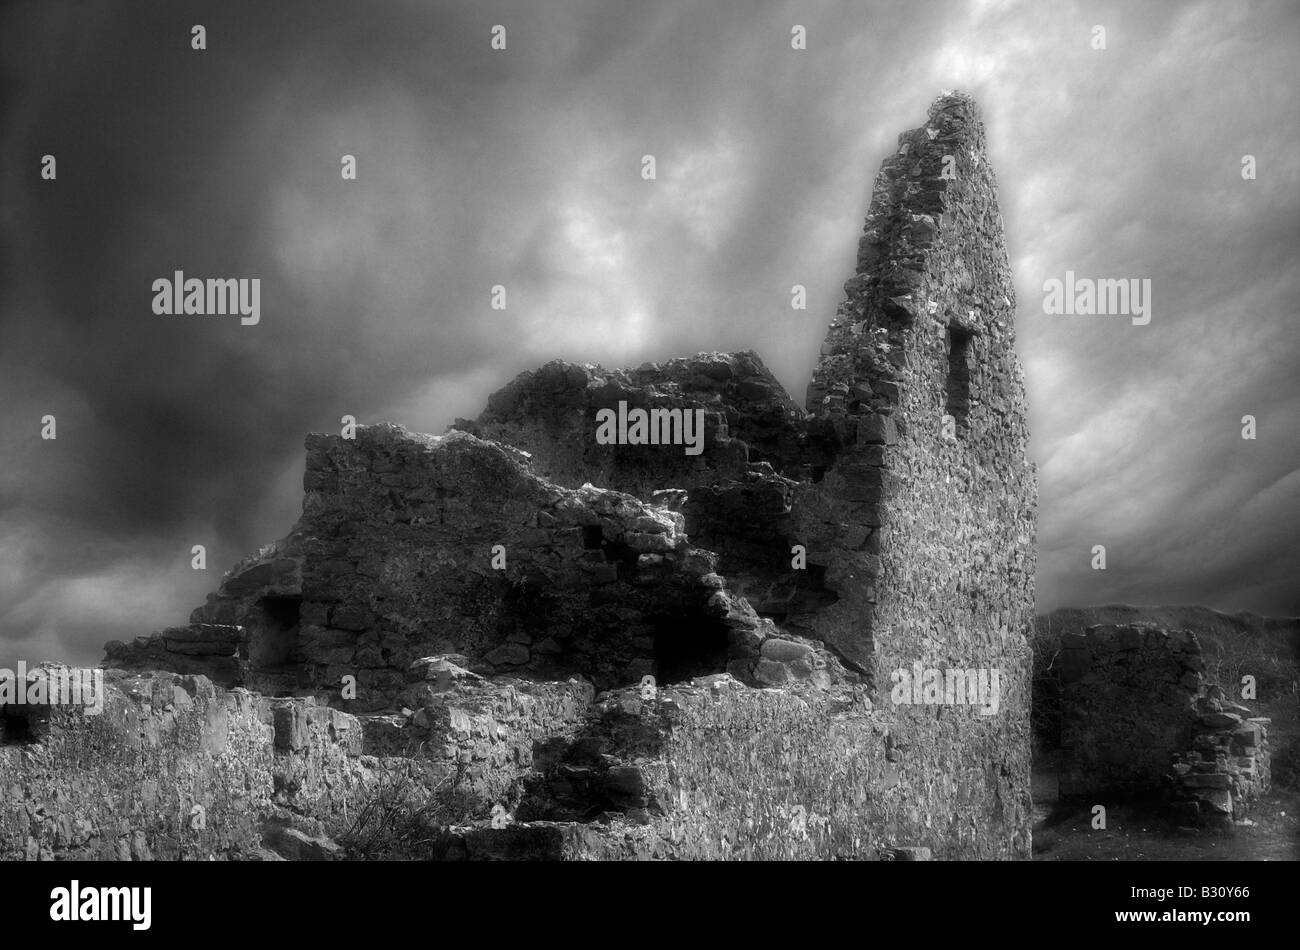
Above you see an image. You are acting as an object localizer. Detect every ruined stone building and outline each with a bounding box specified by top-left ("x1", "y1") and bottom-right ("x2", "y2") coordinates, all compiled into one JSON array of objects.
[{"x1": 1, "y1": 93, "x2": 1038, "y2": 860}]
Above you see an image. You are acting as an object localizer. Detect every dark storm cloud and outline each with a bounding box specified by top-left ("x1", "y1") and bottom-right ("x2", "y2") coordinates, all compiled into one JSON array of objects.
[{"x1": 1, "y1": 0, "x2": 1296, "y2": 666}]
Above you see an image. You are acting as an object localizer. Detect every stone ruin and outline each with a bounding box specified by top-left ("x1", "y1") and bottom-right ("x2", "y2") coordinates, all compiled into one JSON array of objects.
[
  {"x1": 1, "y1": 92, "x2": 1039, "y2": 860},
  {"x1": 1057, "y1": 623, "x2": 1272, "y2": 829}
]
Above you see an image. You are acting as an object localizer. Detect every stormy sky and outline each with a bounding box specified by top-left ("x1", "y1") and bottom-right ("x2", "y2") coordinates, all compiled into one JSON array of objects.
[{"x1": 1, "y1": 0, "x2": 1297, "y2": 667}]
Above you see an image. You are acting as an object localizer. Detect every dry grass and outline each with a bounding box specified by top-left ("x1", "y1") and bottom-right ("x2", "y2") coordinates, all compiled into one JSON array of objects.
[{"x1": 337, "y1": 767, "x2": 481, "y2": 859}]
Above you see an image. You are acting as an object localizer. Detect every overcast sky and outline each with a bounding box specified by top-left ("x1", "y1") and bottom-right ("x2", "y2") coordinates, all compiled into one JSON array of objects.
[{"x1": 1, "y1": 0, "x2": 1297, "y2": 667}]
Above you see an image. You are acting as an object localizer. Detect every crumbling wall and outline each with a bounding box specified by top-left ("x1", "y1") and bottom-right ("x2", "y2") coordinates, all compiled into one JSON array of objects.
[
  {"x1": 458, "y1": 351, "x2": 827, "y2": 493},
  {"x1": 1169, "y1": 687, "x2": 1271, "y2": 828},
  {"x1": 0, "y1": 668, "x2": 363, "y2": 860},
  {"x1": 104, "y1": 623, "x2": 244, "y2": 687},
  {"x1": 19, "y1": 92, "x2": 1036, "y2": 861},
  {"x1": 111, "y1": 427, "x2": 856, "y2": 712},
  {"x1": 459, "y1": 353, "x2": 843, "y2": 645},
  {"x1": 0, "y1": 662, "x2": 605, "y2": 860},
  {"x1": 296, "y1": 427, "x2": 855, "y2": 708},
  {"x1": 1057, "y1": 623, "x2": 1272, "y2": 827},
  {"x1": 106, "y1": 544, "x2": 306, "y2": 695}
]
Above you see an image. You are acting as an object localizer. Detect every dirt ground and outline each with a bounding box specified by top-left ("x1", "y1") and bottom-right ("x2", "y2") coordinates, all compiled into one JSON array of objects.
[
  {"x1": 1032, "y1": 698, "x2": 1299, "y2": 861},
  {"x1": 1033, "y1": 785, "x2": 1299, "y2": 861}
]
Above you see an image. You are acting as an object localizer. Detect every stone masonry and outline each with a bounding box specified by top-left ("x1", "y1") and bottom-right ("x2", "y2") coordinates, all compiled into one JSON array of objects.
[
  {"x1": 1057, "y1": 623, "x2": 1272, "y2": 829},
  {"x1": 7, "y1": 93, "x2": 1038, "y2": 860}
]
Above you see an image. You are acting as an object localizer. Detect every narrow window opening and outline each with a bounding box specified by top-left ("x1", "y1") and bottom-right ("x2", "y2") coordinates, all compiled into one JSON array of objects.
[
  {"x1": 249, "y1": 594, "x2": 302, "y2": 671},
  {"x1": 945, "y1": 327, "x2": 972, "y2": 437}
]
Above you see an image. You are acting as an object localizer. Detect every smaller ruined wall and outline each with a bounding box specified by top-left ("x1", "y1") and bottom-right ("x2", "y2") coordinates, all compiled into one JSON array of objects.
[
  {"x1": 1058, "y1": 624, "x2": 1202, "y2": 798},
  {"x1": 106, "y1": 547, "x2": 307, "y2": 695},
  {"x1": 1057, "y1": 624, "x2": 1272, "y2": 827},
  {"x1": 105, "y1": 623, "x2": 245, "y2": 688},
  {"x1": 376, "y1": 657, "x2": 597, "y2": 805}
]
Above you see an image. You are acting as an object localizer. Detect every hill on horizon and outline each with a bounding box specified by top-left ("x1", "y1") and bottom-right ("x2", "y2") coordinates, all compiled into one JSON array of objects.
[{"x1": 1031, "y1": 603, "x2": 1298, "y2": 753}]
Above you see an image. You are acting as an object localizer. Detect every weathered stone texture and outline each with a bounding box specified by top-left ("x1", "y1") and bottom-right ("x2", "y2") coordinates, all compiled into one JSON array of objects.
[
  {"x1": 6, "y1": 93, "x2": 1037, "y2": 860},
  {"x1": 0, "y1": 668, "x2": 360, "y2": 860},
  {"x1": 1169, "y1": 701, "x2": 1271, "y2": 829},
  {"x1": 0, "y1": 662, "x2": 605, "y2": 860},
  {"x1": 457, "y1": 351, "x2": 827, "y2": 495},
  {"x1": 792, "y1": 92, "x2": 1036, "y2": 853},
  {"x1": 111, "y1": 420, "x2": 860, "y2": 711},
  {"x1": 537, "y1": 678, "x2": 1023, "y2": 860},
  {"x1": 800, "y1": 92, "x2": 1036, "y2": 681}
]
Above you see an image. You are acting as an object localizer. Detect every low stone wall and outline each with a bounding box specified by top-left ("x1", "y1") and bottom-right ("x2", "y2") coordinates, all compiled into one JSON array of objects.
[
  {"x1": 2, "y1": 657, "x2": 1024, "y2": 860},
  {"x1": 3, "y1": 669, "x2": 310, "y2": 860},
  {"x1": 0, "y1": 667, "x2": 436, "y2": 860}
]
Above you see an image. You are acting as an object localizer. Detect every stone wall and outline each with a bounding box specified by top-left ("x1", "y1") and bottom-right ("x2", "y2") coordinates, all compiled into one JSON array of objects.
[
  {"x1": 459, "y1": 351, "x2": 823, "y2": 496},
  {"x1": 13, "y1": 92, "x2": 1036, "y2": 860},
  {"x1": 0, "y1": 657, "x2": 1006, "y2": 861},
  {"x1": 111, "y1": 427, "x2": 857, "y2": 711},
  {"x1": 125, "y1": 417, "x2": 851, "y2": 709},
  {"x1": 0, "y1": 667, "x2": 365, "y2": 860},
  {"x1": 543, "y1": 677, "x2": 1014, "y2": 859},
  {"x1": 0, "y1": 662, "x2": 603, "y2": 861},
  {"x1": 1058, "y1": 624, "x2": 1204, "y2": 798},
  {"x1": 1168, "y1": 688, "x2": 1271, "y2": 829},
  {"x1": 793, "y1": 91, "x2": 1036, "y2": 853},
  {"x1": 1057, "y1": 623, "x2": 1272, "y2": 827}
]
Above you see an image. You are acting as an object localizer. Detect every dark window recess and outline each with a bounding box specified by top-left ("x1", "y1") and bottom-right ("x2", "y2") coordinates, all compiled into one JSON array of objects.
[
  {"x1": 601, "y1": 538, "x2": 640, "y2": 578},
  {"x1": 0, "y1": 705, "x2": 35, "y2": 745},
  {"x1": 582, "y1": 525, "x2": 604, "y2": 549},
  {"x1": 652, "y1": 614, "x2": 730, "y2": 685},
  {"x1": 249, "y1": 595, "x2": 301, "y2": 670},
  {"x1": 945, "y1": 326, "x2": 972, "y2": 436},
  {"x1": 782, "y1": 563, "x2": 840, "y2": 624},
  {"x1": 803, "y1": 563, "x2": 830, "y2": 590}
]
